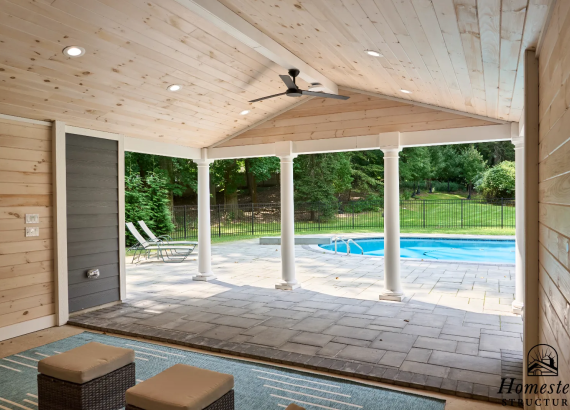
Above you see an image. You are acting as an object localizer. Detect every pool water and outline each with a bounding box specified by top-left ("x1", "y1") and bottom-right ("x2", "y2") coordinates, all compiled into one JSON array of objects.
[{"x1": 319, "y1": 238, "x2": 516, "y2": 263}]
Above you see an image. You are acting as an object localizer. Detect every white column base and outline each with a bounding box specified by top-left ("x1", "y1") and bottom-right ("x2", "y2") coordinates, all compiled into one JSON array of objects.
[
  {"x1": 193, "y1": 274, "x2": 217, "y2": 282},
  {"x1": 512, "y1": 300, "x2": 524, "y2": 315},
  {"x1": 379, "y1": 290, "x2": 404, "y2": 302},
  {"x1": 275, "y1": 281, "x2": 301, "y2": 291}
]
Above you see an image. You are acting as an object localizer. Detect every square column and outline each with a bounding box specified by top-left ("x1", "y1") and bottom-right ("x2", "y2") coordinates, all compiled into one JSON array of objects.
[
  {"x1": 276, "y1": 154, "x2": 300, "y2": 290},
  {"x1": 193, "y1": 150, "x2": 215, "y2": 281},
  {"x1": 512, "y1": 136, "x2": 524, "y2": 314},
  {"x1": 380, "y1": 145, "x2": 404, "y2": 302}
]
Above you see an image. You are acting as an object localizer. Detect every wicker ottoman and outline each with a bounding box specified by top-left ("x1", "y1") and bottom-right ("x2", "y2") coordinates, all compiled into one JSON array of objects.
[
  {"x1": 126, "y1": 364, "x2": 234, "y2": 410},
  {"x1": 286, "y1": 405, "x2": 305, "y2": 410},
  {"x1": 37, "y1": 342, "x2": 135, "y2": 410}
]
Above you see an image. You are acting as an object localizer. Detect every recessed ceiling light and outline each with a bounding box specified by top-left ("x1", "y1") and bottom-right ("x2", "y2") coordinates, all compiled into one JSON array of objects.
[
  {"x1": 167, "y1": 84, "x2": 182, "y2": 92},
  {"x1": 365, "y1": 50, "x2": 382, "y2": 57},
  {"x1": 400, "y1": 89, "x2": 412, "y2": 94},
  {"x1": 240, "y1": 110, "x2": 250, "y2": 115},
  {"x1": 63, "y1": 46, "x2": 85, "y2": 57}
]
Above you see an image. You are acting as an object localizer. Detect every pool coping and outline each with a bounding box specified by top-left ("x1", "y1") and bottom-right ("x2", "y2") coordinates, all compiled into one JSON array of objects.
[{"x1": 303, "y1": 233, "x2": 516, "y2": 266}]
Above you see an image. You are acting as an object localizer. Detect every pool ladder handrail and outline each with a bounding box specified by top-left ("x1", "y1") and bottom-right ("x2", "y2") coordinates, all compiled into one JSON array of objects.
[{"x1": 333, "y1": 236, "x2": 364, "y2": 255}]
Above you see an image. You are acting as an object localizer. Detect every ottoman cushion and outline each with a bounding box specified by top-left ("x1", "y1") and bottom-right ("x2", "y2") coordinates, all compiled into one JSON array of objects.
[
  {"x1": 126, "y1": 364, "x2": 234, "y2": 410},
  {"x1": 38, "y1": 342, "x2": 135, "y2": 384}
]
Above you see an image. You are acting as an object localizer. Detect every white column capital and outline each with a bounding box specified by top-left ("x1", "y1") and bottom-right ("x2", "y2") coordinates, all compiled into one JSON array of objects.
[
  {"x1": 194, "y1": 159, "x2": 214, "y2": 166},
  {"x1": 381, "y1": 148, "x2": 402, "y2": 157},
  {"x1": 278, "y1": 154, "x2": 298, "y2": 162}
]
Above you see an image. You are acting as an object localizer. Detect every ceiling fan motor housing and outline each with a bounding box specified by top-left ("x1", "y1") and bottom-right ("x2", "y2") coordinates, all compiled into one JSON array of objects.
[{"x1": 286, "y1": 89, "x2": 302, "y2": 97}]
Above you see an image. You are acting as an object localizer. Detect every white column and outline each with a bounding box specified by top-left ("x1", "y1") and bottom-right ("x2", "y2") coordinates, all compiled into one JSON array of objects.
[
  {"x1": 275, "y1": 154, "x2": 300, "y2": 290},
  {"x1": 193, "y1": 152, "x2": 216, "y2": 281},
  {"x1": 512, "y1": 136, "x2": 524, "y2": 314},
  {"x1": 380, "y1": 147, "x2": 404, "y2": 301}
]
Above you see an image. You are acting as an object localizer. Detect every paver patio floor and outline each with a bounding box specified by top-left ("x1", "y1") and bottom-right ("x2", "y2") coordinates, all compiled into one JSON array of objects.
[{"x1": 69, "y1": 237, "x2": 523, "y2": 402}]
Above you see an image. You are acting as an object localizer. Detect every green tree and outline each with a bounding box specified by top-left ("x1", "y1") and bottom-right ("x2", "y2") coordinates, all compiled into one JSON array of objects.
[
  {"x1": 210, "y1": 159, "x2": 242, "y2": 207},
  {"x1": 145, "y1": 172, "x2": 175, "y2": 235},
  {"x1": 438, "y1": 145, "x2": 463, "y2": 191},
  {"x1": 400, "y1": 147, "x2": 432, "y2": 195},
  {"x1": 244, "y1": 157, "x2": 280, "y2": 203},
  {"x1": 124, "y1": 173, "x2": 152, "y2": 246},
  {"x1": 475, "y1": 141, "x2": 515, "y2": 166},
  {"x1": 294, "y1": 152, "x2": 353, "y2": 218},
  {"x1": 460, "y1": 145, "x2": 486, "y2": 199},
  {"x1": 475, "y1": 161, "x2": 515, "y2": 199},
  {"x1": 349, "y1": 151, "x2": 384, "y2": 200},
  {"x1": 124, "y1": 171, "x2": 174, "y2": 245}
]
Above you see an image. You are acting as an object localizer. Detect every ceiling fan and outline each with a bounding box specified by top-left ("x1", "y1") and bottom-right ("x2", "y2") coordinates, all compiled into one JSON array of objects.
[{"x1": 249, "y1": 69, "x2": 350, "y2": 103}]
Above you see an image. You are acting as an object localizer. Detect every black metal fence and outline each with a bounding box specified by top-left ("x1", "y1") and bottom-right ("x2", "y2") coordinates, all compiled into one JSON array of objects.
[{"x1": 170, "y1": 199, "x2": 515, "y2": 240}]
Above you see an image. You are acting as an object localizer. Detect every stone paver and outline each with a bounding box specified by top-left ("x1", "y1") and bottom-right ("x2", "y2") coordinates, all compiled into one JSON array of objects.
[{"x1": 69, "y1": 237, "x2": 522, "y2": 402}]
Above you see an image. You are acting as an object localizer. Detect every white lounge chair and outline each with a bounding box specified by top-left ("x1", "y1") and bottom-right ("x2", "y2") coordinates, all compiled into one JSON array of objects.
[
  {"x1": 126, "y1": 222, "x2": 196, "y2": 263},
  {"x1": 137, "y1": 220, "x2": 198, "y2": 246}
]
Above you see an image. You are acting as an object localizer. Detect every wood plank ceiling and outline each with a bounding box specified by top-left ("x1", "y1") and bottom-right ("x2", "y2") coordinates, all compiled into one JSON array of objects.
[
  {"x1": 0, "y1": 0, "x2": 309, "y2": 147},
  {"x1": 0, "y1": 0, "x2": 551, "y2": 148},
  {"x1": 219, "y1": 0, "x2": 550, "y2": 123}
]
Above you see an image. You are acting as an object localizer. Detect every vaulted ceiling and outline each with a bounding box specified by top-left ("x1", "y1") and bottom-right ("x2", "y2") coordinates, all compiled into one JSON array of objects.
[
  {"x1": 0, "y1": 0, "x2": 551, "y2": 148},
  {"x1": 219, "y1": 0, "x2": 550, "y2": 122}
]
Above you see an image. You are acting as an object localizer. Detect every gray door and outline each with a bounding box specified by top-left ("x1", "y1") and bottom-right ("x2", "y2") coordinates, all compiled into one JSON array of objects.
[{"x1": 66, "y1": 134, "x2": 120, "y2": 313}]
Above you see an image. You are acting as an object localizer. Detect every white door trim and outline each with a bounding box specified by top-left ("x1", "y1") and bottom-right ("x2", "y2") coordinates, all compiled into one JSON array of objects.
[
  {"x1": 62, "y1": 125, "x2": 127, "y2": 310},
  {"x1": 53, "y1": 121, "x2": 69, "y2": 326}
]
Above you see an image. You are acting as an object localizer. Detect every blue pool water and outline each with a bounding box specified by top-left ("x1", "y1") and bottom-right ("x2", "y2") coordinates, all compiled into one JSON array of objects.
[{"x1": 319, "y1": 238, "x2": 516, "y2": 263}]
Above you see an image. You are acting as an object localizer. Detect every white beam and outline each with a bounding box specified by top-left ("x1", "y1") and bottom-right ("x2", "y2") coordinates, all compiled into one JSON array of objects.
[
  {"x1": 124, "y1": 137, "x2": 201, "y2": 159},
  {"x1": 208, "y1": 124, "x2": 513, "y2": 160},
  {"x1": 175, "y1": 0, "x2": 337, "y2": 94}
]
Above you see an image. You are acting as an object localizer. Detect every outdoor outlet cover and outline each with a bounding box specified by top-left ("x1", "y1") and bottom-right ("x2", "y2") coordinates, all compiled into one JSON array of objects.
[
  {"x1": 26, "y1": 227, "x2": 39, "y2": 237},
  {"x1": 25, "y1": 214, "x2": 39, "y2": 224}
]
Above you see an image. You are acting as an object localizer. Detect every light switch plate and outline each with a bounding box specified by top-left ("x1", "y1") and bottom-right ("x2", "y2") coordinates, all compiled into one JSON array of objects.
[
  {"x1": 25, "y1": 214, "x2": 39, "y2": 224},
  {"x1": 26, "y1": 227, "x2": 39, "y2": 237}
]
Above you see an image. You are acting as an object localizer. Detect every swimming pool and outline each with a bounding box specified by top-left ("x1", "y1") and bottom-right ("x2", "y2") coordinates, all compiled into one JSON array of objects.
[{"x1": 319, "y1": 238, "x2": 516, "y2": 263}]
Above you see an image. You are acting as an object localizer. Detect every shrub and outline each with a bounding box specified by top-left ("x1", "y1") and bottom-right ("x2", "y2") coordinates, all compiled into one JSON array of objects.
[
  {"x1": 400, "y1": 189, "x2": 414, "y2": 200},
  {"x1": 475, "y1": 161, "x2": 515, "y2": 199}
]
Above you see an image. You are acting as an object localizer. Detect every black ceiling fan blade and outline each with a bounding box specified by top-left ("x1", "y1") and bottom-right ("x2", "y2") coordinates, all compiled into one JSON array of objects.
[
  {"x1": 249, "y1": 92, "x2": 287, "y2": 103},
  {"x1": 279, "y1": 74, "x2": 297, "y2": 89},
  {"x1": 301, "y1": 90, "x2": 350, "y2": 100}
]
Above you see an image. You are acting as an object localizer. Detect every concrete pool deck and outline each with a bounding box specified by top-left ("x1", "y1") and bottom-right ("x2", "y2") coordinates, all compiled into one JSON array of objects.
[{"x1": 69, "y1": 235, "x2": 522, "y2": 402}]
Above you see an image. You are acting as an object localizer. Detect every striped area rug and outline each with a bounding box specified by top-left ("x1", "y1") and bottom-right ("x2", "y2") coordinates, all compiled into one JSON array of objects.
[{"x1": 0, "y1": 332, "x2": 445, "y2": 410}]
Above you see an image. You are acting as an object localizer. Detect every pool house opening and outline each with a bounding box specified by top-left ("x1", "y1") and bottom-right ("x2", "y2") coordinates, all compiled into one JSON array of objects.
[{"x1": 2, "y1": 0, "x2": 567, "y2": 407}]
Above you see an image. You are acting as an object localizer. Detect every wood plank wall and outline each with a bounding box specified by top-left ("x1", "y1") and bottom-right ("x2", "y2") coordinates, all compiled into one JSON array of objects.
[
  {"x1": 0, "y1": 118, "x2": 54, "y2": 330},
  {"x1": 537, "y1": 1, "x2": 570, "y2": 405},
  {"x1": 220, "y1": 89, "x2": 496, "y2": 147}
]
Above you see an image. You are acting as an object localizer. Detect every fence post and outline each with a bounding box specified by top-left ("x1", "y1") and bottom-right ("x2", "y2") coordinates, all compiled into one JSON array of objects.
[
  {"x1": 501, "y1": 198, "x2": 504, "y2": 229},
  {"x1": 461, "y1": 200, "x2": 464, "y2": 228},
  {"x1": 217, "y1": 204, "x2": 221, "y2": 237},
  {"x1": 183, "y1": 205, "x2": 187, "y2": 239},
  {"x1": 352, "y1": 202, "x2": 355, "y2": 229},
  {"x1": 423, "y1": 200, "x2": 426, "y2": 228},
  {"x1": 251, "y1": 202, "x2": 255, "y2": 235},
  {"x1": 318, "y1": 203, "x2": 321, "y2": 231}
]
